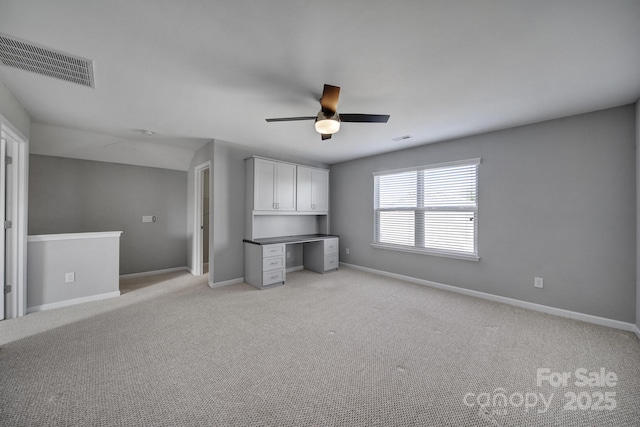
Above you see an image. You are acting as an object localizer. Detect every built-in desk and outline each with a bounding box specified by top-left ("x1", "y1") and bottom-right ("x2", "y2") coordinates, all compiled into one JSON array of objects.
[{"x1": 243, "y1": 234, "x2": 339, "y2": 289}]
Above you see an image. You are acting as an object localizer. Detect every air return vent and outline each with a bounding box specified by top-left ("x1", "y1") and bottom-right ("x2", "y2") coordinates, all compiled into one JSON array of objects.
[{"x1": 0, "y1": 33, "x2": 94, "y2": 88}]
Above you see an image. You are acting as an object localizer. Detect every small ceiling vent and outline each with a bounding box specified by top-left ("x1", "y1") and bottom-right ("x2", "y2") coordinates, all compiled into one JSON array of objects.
[
  {"x1": 0, "y1": 33, "x2": 94, "y2": 88},
  {"x1": 392, "y1": 135, "x2": 412, "y2": 141}
]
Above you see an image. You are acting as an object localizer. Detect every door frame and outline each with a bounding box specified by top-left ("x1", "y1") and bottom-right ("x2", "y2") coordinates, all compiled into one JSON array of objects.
[
  {"x1": 192, "y1": 161, "x2": 211, "y2": 277},
  {"x1": 0, "y1": 136, "x2": 5, "y2": 321},
  {"x1": 0, "y1": 114, "x2": 28, "y2": 319}
]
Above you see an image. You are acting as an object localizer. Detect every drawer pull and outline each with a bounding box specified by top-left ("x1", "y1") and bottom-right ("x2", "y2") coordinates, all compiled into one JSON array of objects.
[{"x1": 270, "y1": 261, "x2": 278, "y2": 265}]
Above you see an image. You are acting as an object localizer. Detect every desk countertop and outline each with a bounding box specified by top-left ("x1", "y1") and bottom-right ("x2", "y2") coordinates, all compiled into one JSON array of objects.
[{"x1": 243, "y1": 234, "x2": 339, "y2": 246}]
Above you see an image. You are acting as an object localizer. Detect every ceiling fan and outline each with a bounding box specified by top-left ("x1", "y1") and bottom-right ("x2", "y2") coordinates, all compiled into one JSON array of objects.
[{"x1": 265, "y1": 84, "x2": 390, "y2": 140}]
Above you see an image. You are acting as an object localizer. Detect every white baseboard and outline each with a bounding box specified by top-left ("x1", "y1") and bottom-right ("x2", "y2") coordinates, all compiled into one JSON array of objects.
[
  {"x1": 120, "y1": 266, "x2": 189, "y2": 279},
  {"x1": 286, "y1": 266, "x2": 304, "y2": 273},
  {"x1": 341, "y1": 262, "x2": 638, "y2": 333},
  {"x1": 27, "y1": 291, "x2": 121, "y2": 314},
  {"x1": 209, "y1": 277, "x2": 244, "y2": 288}
]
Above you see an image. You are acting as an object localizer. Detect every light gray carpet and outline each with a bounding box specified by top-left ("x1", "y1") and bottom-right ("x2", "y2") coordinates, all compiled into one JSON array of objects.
[
  {"x1": 119, "y1": 270, "x2": 188, "y2": 294},
  {"x1": 1, "y1": 267, "x2": 639, "y2": 426}
]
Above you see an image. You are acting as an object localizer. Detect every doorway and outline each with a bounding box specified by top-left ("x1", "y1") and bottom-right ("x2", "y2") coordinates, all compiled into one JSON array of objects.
[
  {"x1": 202, "y1": 168, "x2": 210, "y2": 274},
  {"x1": 0, "y1": 117, "x2": 27, "y2": 320},
  {"x1": 193, "y1": 162, "x2": 211, "y2": 277},
  {"x1": 0, "y1": 135, "x2": 5, "y2": 321}
]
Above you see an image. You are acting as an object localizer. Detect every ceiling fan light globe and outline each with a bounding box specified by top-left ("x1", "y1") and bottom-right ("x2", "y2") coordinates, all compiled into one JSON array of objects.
[
  {"x1": 315, "y1": 111, "x2": 340, "y2": 135},
  {"x1": 315, "y1": 119, "x2": 340, "y2": 135}
]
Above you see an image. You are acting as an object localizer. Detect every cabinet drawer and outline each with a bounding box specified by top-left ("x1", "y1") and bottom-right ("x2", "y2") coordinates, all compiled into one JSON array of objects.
[
  {"x1": 324, "y1": 239, "x2": 338, "y2": 254},
  {"x1": 324, "y1": 254, "x2": 339, "y2": 271},
  {"x1": 263, "y1": 256, "x2": 284, "y2": 271},
  {"x1": 263, "y1": 269, "x2": 284, "y2": 286},
  {"x1": 263, "y1": 244, "x2": 284, "y2": 257}
]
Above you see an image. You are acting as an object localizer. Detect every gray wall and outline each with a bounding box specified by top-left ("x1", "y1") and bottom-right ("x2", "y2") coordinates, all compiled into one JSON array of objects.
[
  {"x1": 186, "y1": 139, "x2": 328, "y2": 284},
  {"x1": 331, "y1": 105, "x2": 636, "y2": 323},
  {"x1": 0, "y1": 78, "x2": 30, "y2": 138},
  {"x1": 29, "y1": 155, "x2": 188, "y2": 275},
  {"x1": 636, "y1": 99, "x2": 640, "y2": 333},
  {"x1": 212, "y1": 141, "x2": 253, "y2": 283},
  {"x1": 27, "y1": 233, "x2": 120, "y2": 308}
]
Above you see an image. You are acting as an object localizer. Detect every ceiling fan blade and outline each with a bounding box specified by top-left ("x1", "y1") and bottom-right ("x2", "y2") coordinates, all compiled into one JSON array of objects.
[
  {"x1": 339, "y1": 114, "x2": 390, "y2": 123},
  {"x1": 266, "y1": 116, "x2": 316, "y2": 122},
  {"x1": 320, "y1": 84, "x2": 340, "y2": 114},
  {"x1": 321, "y1": 134, "x2": 332, "y2": 141}
]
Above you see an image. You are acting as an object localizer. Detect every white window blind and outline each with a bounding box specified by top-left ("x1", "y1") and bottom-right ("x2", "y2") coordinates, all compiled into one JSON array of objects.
[{"x1": 373, "y1": 158, "x2": 479, "y2": 260}]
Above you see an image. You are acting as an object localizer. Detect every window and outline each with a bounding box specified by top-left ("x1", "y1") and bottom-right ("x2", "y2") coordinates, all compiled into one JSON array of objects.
[{"x1": 373, "y1": 158, "x2": 480, "y2": 260}]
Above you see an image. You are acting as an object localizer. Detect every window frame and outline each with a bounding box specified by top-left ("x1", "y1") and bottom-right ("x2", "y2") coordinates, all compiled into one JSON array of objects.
[{"x1": 372, "y1": 158, "x2": 480, "y2": 261}]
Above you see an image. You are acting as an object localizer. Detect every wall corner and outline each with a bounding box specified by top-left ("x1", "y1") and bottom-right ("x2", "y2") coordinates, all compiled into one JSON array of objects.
[{"x1": 636, "y1": 99, "x2": 640, "y2": 332}]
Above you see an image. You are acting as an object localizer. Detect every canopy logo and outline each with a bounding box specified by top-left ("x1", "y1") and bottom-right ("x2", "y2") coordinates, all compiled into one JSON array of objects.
[
  {"x1": 463, "y1": 389, "x2": 553, "y2": 416},
  {"x1": 462, "y1": 367, "x2": 618, "y2": 420}
]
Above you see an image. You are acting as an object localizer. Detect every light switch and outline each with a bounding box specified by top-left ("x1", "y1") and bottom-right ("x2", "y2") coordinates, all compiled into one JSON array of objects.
[{"x1": 65, "y1": 272, "x2": 75, "y2": 283}]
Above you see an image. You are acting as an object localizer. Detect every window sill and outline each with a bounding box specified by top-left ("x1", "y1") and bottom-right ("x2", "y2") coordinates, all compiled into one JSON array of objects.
[{"x1": 371, "y1": 243, "x2": 480, "y2": 262}]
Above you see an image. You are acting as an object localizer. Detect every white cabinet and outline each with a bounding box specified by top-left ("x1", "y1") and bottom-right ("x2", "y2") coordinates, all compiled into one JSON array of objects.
[
  {"x1": 244, "y1": 243, "x2": 286, "y2": 289},
  {"x1": 253, "y1": 158, "x2": 296, "y2": 211},
  {"x1": 303, "y1": 237, "x2": 339, "y2": 273},
  {"x1": 254, "y1": 159, "x2": 275, "y2": 211},
  {"x1": 323, "y1": 238, "x2": 339, "y2": 271},
  {"x1": 296, "y1": 166, "x2": 329, "y2": 213},
  {"x1": 245, "y1": 156, "x2": 330, "y2": 240}
]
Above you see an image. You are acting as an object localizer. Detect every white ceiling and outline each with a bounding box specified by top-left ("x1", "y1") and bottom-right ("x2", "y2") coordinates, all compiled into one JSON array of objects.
[{"x1": 0, "y1": 1, "x2": 639, "y2": 170}]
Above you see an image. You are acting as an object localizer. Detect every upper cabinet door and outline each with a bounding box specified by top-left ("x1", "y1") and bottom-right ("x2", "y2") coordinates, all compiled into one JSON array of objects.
[
  {"x1": 296, "y1": 166, "x2": 313, "y2": 211},
  {"x1": 254, "y1": 158, "x2": 276, "y2": 210},
  {"x1": 274, "y1": 162, "x2": 297, "y2": 211},
  {"x1": 312, "y1": 169, "x2": 329, "y2": 213},
  {"x1": 297, "y1": 166, "x2": 329, "y2": 213}
]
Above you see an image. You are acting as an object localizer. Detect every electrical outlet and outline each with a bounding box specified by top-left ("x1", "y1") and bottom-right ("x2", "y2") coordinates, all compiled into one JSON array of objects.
[
  {"x1": 286, "y1": 251, "x2": 291, "y2": 258},
  {"x1": 65, "y1": 272, "x2": 75, "y2": 283},
  {"x1": 345, "y1": 248, "x2": 350, "y2": 255},
  {"x1": 534, "y1": 277, "x2": 544, "y2": 288}
]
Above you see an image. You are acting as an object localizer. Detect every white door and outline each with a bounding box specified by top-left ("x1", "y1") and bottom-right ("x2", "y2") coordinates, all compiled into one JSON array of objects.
[
  {"x1": 0, "y1": 121, "x2": 26, "y2": 319},
  {"x1": 297, "y1": 167, "x2": 329, "y2": 212},
  {"x1": 296, "y1": 166, "x2": 313, "y2": 211},
  {"x1": 254, "y1": 158, "x2": 276, "y2": 210},
  {"x1": 312, "y1": 169, "x2": 329, "y2": 213},
  {"x1": 0, "y1": 137, "x2": 5, "y2": 320},
  {"x1": 274, "y1": 162, "x2": 296, "y2": 211}
]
